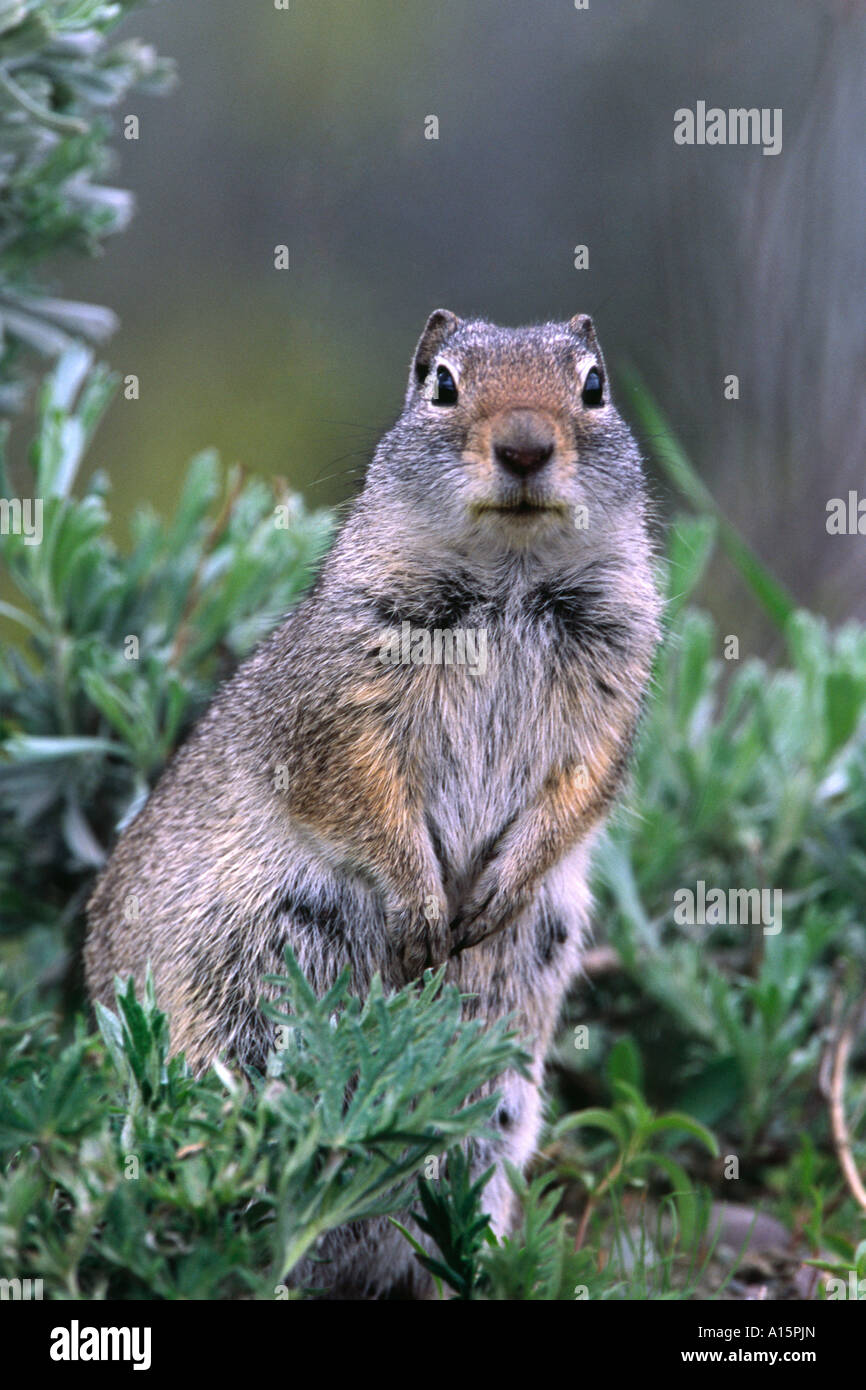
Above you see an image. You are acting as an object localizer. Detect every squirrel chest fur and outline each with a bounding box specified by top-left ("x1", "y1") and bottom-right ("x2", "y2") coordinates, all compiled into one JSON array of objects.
[{"x1": 85, "y1": 309, "x2": 662, "y2": 1297}]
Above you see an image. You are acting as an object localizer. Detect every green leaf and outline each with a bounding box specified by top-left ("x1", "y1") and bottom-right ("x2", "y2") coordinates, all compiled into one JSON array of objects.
[
  {"x1": 642, "y1": 1112, "x2": 719, "y2": 1157},
  {"x1": 674, "y1": 1056, "x2": 745, "y2": 1127},
  {"x1": 606, "y1": 1036, "x2": 643, "y2": 1092},
  {"x1": 665, "y1": 514, "x2": 717, "y2": 615},
  {"x1": 824, "y1": 671, "x2": 866, "y2": 758},
  {"x1": 1, "y1": 733, "x2": 123, "y2": 761},
  {"x1": 624, "y1": 369, "x2": 795, "y2": 629},
  {"x1": 552, "y1": 1108, "x2": 628, "y2": 1146},
  {"x1": 0, "y1": 2, "x2": 28, "y2": 38}
]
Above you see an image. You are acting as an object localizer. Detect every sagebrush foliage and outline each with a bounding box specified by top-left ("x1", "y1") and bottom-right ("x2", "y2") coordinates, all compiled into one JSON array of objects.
[
  {"x1": 585, "y1": 513, "x2": 866, "y2": 1150},
  {"x1": 0, "y1": 349, "x2": 332, "y2": 953},
  {"x1": 0, "y1": 0, "x2": 172, "y2": 411}
]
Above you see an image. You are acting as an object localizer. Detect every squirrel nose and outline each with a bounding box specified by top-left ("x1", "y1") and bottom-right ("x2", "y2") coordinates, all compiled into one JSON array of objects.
[
  {"x1": 494, "y1": 441, "x2": 554, "y2": 478},
  {"x1": 492, "y1": 411, "x2": 556, "y2": 479}
]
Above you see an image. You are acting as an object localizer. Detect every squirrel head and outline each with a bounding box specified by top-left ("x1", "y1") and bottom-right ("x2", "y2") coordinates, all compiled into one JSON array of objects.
[{"x1": 366, "y1": 311, "x2": 648, "y2": 555}]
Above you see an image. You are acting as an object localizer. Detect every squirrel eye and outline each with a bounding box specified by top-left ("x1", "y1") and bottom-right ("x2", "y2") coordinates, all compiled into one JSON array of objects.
[
  {"x1": 581, "y1": 367, "x2": 604, "y2": 408},
  {"x1": 433, "y1": 364, "x2": 458, "y2": 406}
]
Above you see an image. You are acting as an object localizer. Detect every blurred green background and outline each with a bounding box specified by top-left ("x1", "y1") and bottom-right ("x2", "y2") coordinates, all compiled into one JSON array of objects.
[{"x1": 9, "y1": 0, "x2": 866, "y2": 622}]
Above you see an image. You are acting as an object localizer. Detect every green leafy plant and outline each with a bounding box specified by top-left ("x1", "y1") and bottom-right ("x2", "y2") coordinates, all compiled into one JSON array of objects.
[
  {"x1": 0, "y1": 950, "x2": 528, "y2": 1298},
  {"x1": 587, "y1": 512, "x2": 866, "y2": 1151},
  {"x1": 0, "y1": 0, "x2": 173, "y2": 411},
  {"x1": 0, "y1": 348, "x2": 332, "y2": 969},
  {"x1": 480, "y1": 1164, "x2": 603, "y2": 1301},
  {"x1": 397, "y1": 1151, "x2": 602, "y2": 1301},
  {"x1": 553, "y1": 1075, "x2": 717, "y2": 1259},
  {"x1": 397, "y1": 1147, "x2": 496, "y2": 1299}
]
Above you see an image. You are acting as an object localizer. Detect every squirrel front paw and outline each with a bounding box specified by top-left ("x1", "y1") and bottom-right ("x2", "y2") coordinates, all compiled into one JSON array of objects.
[
  {"x1": 386, "y1": 894, "x2": 449, "y2": 985},
  {"x1": 449, "y1": 863, "x2": 528, "y2": 956}
]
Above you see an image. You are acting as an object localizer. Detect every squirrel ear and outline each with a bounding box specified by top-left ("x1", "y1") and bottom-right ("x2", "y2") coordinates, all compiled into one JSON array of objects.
[
  {"x1": 411, "y1": 309, "x2": 461, "y2": 388},
  {"x1": 569, "y1": 313, "x2": 600, "y2": 351},
  {"x1": 569, "y1": 313, "x2": 607, "y2": 374}
]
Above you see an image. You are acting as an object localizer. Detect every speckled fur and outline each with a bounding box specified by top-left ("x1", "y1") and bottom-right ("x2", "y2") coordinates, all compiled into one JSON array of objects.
[{"x1": 85, "y1": 311, "x2": 662, "y2": 1298}]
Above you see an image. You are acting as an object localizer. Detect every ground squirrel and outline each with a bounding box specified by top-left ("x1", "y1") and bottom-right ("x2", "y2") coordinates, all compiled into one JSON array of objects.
[{"x1": 85, "y1": 309, "x2": 662, "y2": 1297}]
